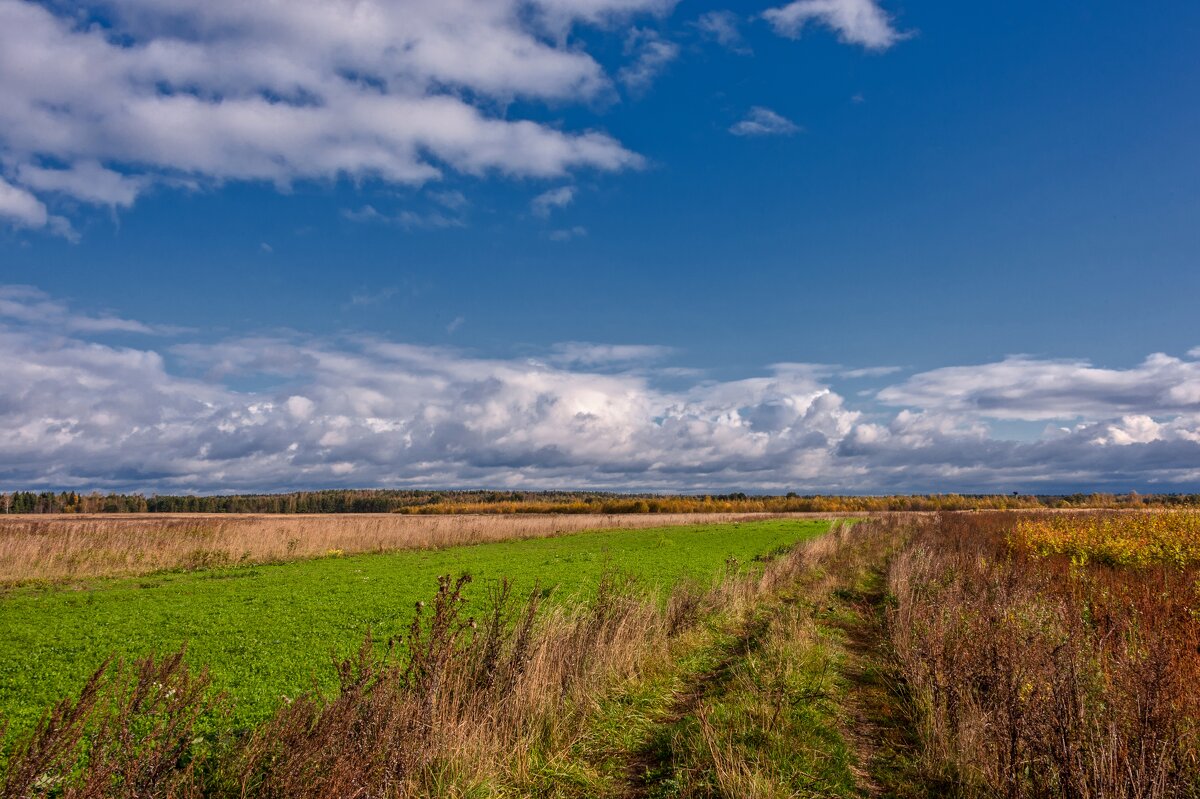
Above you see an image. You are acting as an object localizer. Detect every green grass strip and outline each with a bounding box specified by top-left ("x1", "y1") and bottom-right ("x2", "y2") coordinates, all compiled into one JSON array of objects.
[{"x1": 0, "y1": 519, "x2": 829, "y2": 738}]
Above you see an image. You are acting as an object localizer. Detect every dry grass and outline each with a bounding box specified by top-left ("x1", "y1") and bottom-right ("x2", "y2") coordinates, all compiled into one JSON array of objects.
[
  {"x1": 0, "y1": 512, "x2": 828, "y2": 585},
  {"x1": 888, "y1": 512, "x2": 1200, "y2": 798}
]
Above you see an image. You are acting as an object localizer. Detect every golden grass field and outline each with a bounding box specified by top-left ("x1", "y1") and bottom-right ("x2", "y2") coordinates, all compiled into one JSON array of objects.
[
  {"x1": 1013, "y1": 510, "x2": 1200, "y2": 566},
  {"x1": 0, "y1": 511, "x2": 847, "y2": 584}
]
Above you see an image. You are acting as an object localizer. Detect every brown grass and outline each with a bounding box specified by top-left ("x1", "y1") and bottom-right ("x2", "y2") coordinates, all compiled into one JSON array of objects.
[
  {"x1": 888, "y1": 512, "x2": 1200, "y2": 798},
  {"x1": 0, "y1": 512, "x2": 833, "y2": 585}
]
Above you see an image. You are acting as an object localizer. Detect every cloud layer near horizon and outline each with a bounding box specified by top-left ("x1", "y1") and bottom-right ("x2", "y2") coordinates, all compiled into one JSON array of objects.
[{"x1": 4, "y1": 286, "x2": 1200, "y2": 494}]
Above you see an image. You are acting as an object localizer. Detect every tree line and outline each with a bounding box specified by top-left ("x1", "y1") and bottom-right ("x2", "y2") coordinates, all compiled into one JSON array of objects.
[{"x1": 2, "y1": 489, "x2": 1197, "y2": 515}]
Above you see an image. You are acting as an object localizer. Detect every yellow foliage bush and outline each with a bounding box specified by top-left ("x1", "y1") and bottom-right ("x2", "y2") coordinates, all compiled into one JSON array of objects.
[{"x1": 1012, "y1": 512, "x2": 1200, "y2": 567}]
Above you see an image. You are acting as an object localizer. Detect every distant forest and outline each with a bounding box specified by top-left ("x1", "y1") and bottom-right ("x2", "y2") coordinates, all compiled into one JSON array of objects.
[{"x1": 2, "y1": 489, "x2": 1198, "y2": 514}]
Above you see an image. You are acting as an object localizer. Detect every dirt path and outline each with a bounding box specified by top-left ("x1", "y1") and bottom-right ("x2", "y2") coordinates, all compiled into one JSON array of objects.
[{"x1": 836, "y1": 580, "x2": 927, "y2": 798}]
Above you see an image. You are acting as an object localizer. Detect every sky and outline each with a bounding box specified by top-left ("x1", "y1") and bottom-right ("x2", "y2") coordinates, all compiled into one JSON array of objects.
[{"x1": 1, "y1": 0, "x2": 1199, "y2": 494}]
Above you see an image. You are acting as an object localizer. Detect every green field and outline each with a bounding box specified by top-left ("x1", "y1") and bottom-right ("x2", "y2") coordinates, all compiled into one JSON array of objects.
[{"x1": 0, "y1": 518, "x2": 828, "y2": 737}]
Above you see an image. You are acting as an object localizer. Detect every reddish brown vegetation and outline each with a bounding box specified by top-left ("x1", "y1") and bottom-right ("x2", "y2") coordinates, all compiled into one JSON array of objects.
[
  {"x1": 1, "y1": 651, "x2": 215, "y2": 799},
  {"x1": 889, "y1": 513, "x2": 1200, "y2": 798}
]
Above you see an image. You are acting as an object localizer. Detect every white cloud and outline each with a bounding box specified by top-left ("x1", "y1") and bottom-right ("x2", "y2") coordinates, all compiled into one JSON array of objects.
[
  {"x1": 877, "y1": 353, "x2": 1200, "y2": 420},
  {"x1": 1095, "y1": 415, "x2": 1162, "y2": 446},
  {"x1": 619, "y1": 28, "x2": 680, "y2": 93},
  {"x1": 763, "y1": 0, "x2": 905, "y2": 50},
  {"x1": 429, "y1": 190, "x2": 469, "y2": 211},
  {"x1": 342, "y1": 205, "x2": 464, "y2": 230},
  {"x1": 694, "y1": 11, "x2": 750, "y2": 54},
  {"x1": 16, "y1": 161, "x2": 142, "y2": 208},
  {"x1": 0, "y1": 287, "x2": 861, "y2": 491},
  {"x1": 840, "y1": 365, "x2": 902, "y2": 379},
  {"x1": 532, "y1": 0, "x2": 678, "y2": 30},
  {"x1": 285, "y1": 395, "x2": 316, "y2": 421},
  {"x1": 729, "y1": 107, "x2": 802, "y2": 137},
  {"x1": 7, "y1": 287, "x2": 1200, "y2": 493},
  {"x1": 547, "y1": 225, "x2": 588, "y2": 241},
  {"x1": 0, "y1": 176, "x2": 47, "y2": 228},
  {"x1": 0, "y1": 0, "x2": 659, "y2": 235},
  {"x1": 532, "y1": 186, "x2": 576, "y2": 217},
  {"x1": 0, "y1": 285, "x2": 166, "y2": 334},
  {"x1": 547, "y1": 342, "x2": 674, "y2": 366},
  {"x1": 342, "y1": 206, "x2": 386, "y2": 224}
]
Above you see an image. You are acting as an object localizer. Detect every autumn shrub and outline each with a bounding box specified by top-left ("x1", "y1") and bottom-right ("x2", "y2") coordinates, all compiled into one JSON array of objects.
[
  {"x1": 1013, "y1": 511, "x2": 1200, "y2": 567},
  {"x1": 889, "y1": 512, "x2": 1200, "y2": 798}
]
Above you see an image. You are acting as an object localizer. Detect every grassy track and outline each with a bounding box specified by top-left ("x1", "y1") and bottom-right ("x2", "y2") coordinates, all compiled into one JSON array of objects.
[
  {"x1": 0, "y1": 519, "x2": 828, "y2": 738},
  {"x1": 495, "y1": 520, "x2": 919, "y2": 799},
  {"x1": 615, "y1": 601, "x2": 859, "y2": 798}
]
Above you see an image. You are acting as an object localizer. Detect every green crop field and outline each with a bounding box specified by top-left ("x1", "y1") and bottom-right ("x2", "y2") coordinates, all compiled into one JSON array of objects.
[{"x1": 0, "y1": 518, "x2": 829, "y2": 737}]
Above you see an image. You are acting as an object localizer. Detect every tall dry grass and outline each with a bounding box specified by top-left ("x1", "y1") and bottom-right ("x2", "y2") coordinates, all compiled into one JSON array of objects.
[
  {"x1": 0, "y1": 525, "x2": 851, "y2": 798},
  {"x1": 0, "y1": 512, "x2": 823, "y2": 585},
  {"x1": 888, "y1": 512, "x2": 1200, "y2": 799}
]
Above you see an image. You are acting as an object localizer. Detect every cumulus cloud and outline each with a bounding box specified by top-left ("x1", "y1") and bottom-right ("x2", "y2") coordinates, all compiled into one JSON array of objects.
[
  {"x1": 763, "y1": 0, "x2": 905, "y2": 50},
  {"x1": 729, "y1": 107, "x2": 802, "y2": 137},
  {"x1": 6, "y1": 287, "x2": 1200, "y2": 493},
  {"x1": 0, "y1": 286, "x2": 860, "y2": 491},
  {"x1": 0, "y1": 0, "x2": 661, "y2": 235}
]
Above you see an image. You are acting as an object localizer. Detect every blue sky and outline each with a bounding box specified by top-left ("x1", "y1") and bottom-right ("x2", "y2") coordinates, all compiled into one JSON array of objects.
[{"x1": 1, "y1": 0, "x2": 1199, "y2": 493}]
